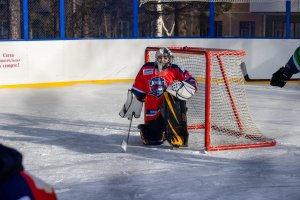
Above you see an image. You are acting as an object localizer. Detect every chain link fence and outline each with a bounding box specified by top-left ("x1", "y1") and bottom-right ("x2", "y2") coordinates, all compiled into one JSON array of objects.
[
  {"x1": 0, "y1": 0, "x2": 299, "y2": 40},
  {"x1": 29, "y1": 0, "x2": 59, "y2": 39},
  {"x1": 65, "y1": 0, "x2": 133, "y2": 38}
]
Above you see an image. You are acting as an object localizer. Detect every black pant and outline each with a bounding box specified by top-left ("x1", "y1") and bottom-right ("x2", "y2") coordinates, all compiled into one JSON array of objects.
[{"x1": 139, "y1": 115, "x2": 165, "y2": 145}]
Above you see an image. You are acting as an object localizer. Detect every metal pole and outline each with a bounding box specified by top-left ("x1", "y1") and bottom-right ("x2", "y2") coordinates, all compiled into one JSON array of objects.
[
  {"x1": 23, "y1": 0, "x2": 29, "y2": 40},
  {"x1": 209, "y1": 1, "x2": 215, "y2": 38},
  {"x1": 286, "y1": 0, "x2": 291, "y2": 38},
  {"x1": 60, "y1": 0, "x2": 65, "y2": 39},
  {"x1": 133, "y1": 0, "x2": 139, "y2": 37}
]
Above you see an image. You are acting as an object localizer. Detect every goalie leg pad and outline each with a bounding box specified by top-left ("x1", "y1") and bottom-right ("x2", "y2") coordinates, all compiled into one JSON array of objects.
[
  {"x1": 138, "y1": 116, "x2": 165, "y2": 145},
  {"x1": 163, "y1": 92, "x2": 189, "y2": 147}
]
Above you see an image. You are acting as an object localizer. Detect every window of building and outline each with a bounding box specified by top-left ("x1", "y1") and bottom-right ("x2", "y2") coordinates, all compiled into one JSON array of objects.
[
  {"x1": 266, "y1": 15, "x2": 285, "y2": 38},
  {"x1": 291, "y1": 22, "x2": 300, "y2": 38},
  {"x1": 215, "y1": 21, "x2": 223, "y2": 37},
  {"x1": 240, "y1": 21, "x2": 255, "y2": 37},
  {"x1": 273, "y1": 21, "x2": 285, "y2": 38},
  {"x1": 291, "y1": 15, "x2": 300, "y2": 38}
]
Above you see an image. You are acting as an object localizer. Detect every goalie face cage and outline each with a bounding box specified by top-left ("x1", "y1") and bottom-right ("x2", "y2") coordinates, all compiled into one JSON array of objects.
[{"x1": 145, "y1": 46, "x2": 276, "y2": 151}]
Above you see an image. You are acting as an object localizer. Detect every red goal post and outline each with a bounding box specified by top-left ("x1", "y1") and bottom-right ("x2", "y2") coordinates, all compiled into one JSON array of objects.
[{"x1": 145, "y1": 46, "x2": 276, "y2": 151}]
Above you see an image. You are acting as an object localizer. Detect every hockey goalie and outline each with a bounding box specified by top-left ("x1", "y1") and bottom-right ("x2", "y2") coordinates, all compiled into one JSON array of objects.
[{"x1": 119, "y1": 47, "x2": 198, "y2": 147}]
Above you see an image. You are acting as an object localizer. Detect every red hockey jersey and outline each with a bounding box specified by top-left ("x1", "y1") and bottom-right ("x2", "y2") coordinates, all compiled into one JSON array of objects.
[
  {"x1": 131, "y1": 62, "x2": 197, "y2": 122},
  {"x1": 0, "y1": 144, "x2": 57, "y2": 200}
]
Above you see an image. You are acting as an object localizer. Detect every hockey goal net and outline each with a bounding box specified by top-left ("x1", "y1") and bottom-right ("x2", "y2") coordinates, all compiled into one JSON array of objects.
[{"x1": 145, "y1": 46, "x2": 276, "y2": 151}]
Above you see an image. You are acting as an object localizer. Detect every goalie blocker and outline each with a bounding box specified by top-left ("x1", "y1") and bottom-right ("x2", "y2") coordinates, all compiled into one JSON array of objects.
[{"x1": 119, "y1": 90, "x2": 143, "y2": 119}]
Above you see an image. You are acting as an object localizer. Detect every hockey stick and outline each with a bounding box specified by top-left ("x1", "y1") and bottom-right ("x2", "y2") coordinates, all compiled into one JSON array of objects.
[
  {"x1": 121, "y1": 115, "x2": 133, "y2": 152},
  {"x1": 240, "y1": 62, "x2": 300, "y2": 82}
]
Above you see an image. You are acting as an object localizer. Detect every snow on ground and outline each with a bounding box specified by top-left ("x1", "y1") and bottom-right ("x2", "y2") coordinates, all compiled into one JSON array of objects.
[{"x1": 0, "y1": 82, "x2": 300, "y2": 200}]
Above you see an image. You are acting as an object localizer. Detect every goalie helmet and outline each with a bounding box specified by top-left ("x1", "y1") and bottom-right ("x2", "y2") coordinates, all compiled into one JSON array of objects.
[{"x1": 155, "y1": 48, "x2": 174, "y2": 71}]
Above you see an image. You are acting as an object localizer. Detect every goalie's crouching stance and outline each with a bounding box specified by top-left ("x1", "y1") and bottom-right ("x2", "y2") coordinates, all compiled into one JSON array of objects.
[{"x1": 119, "y1": 47, "x2": 198, "y2": 148}]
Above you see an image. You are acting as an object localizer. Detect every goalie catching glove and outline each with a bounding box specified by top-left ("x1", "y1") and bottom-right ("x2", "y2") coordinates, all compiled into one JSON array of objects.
[
  {"x1": 166, "y1": 80, "x2": 196, "y2": 101},
  {"x1": 119, "y1": 90, "x2": 143, "y2": 119}
]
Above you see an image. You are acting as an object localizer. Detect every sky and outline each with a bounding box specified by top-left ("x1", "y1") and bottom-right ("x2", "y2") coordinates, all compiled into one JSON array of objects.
[{"x1": 0, "y1": 82, "x2": 299, "y2": 200}]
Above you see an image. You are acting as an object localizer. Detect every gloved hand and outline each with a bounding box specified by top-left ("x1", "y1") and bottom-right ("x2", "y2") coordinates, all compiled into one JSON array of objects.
[
  {"x1": 270, "y1": 67, "x2": 294, "y2": 88},
  {"x1": 166, "y1": 80, "x2": 196, "y2": 101},
  {"x1": 119, "y1": 90, "x2": 143, "y2": 119}
]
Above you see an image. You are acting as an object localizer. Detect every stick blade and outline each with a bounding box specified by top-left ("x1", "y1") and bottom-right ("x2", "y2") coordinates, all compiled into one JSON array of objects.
[{"x1": 121, "y1": 140, "x2": 127, "y2": 152}]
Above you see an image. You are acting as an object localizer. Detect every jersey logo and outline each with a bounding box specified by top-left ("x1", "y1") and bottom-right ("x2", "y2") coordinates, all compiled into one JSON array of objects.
[
  {"x1": 143, "y1": 69, "x2": 153, "y2": 75},
  {"x1": 148, "y1": 77, "x2": 167, "y2": 97}
]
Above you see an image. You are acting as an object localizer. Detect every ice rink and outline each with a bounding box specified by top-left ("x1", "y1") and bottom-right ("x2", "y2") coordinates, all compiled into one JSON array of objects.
[{"x1": 0, "y1": 82, "x2": 300, "y2": 200}]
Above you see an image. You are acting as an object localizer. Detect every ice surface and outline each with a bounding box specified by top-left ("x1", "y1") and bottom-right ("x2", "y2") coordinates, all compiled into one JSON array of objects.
[{"x1": 0, "y1": 83, "x2": 299, "y2": 200}]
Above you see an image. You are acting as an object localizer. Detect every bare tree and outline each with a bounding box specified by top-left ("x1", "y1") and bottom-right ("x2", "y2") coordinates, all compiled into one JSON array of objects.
[
  {"x1": 9, "y1": 0, "x2": 21, "y2": 39},
  {"x1": 63, "y1": 0, "x2": 133, "y2": 38},
  {"x1": 140, "y1": 1, "x2": 232, "y2": 37}
]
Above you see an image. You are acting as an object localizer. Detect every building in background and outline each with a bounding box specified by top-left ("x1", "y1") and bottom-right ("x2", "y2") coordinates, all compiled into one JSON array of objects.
[{"x1": 215, "y1": 1, "x2": 300, "y2": 38}]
